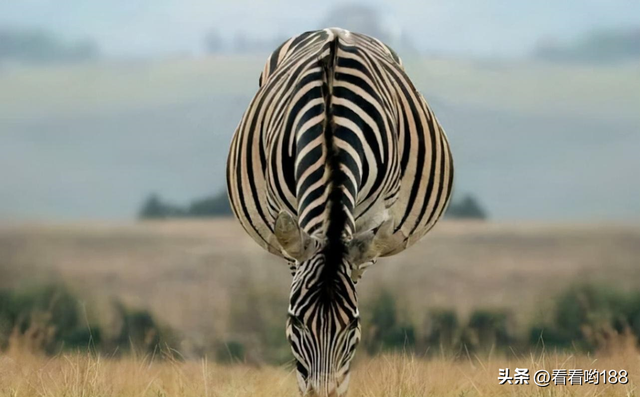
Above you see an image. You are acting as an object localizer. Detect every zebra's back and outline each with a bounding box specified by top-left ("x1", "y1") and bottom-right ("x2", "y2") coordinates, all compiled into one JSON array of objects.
[{"x1": 227, "y1": 28, "x2": 453, "y2": 259}]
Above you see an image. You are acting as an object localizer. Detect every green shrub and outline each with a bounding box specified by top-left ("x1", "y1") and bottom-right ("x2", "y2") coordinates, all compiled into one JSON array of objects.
[
  {"x1": 224, "y1": 278, "x2": 289, "y2": 364},
  {"x1": 138, "y1": 191, "x2": 232, "y2": 219},
  {"x1": 0, "y1": 285, "x2": 82, "y2": 353},
  {"x1": 105, "y1": 301, "x2": 177, "y2": 355},
  {"x1": 463, "y1": 309, "x2": 512, "y2": 352},
  {"x1": 0, "y1": 285, "x2": 177, "y2": 355},
  {"x1": 63, "y1": 327, "x2": 101, "y2": 349},
  {"x1": 422, "y1": 309, "x2": 460, "y2": 352},
  {"x1": 215, "y1": 340, "x2": 246, "y2": 363},
  {"x1": 529, "y1": 284, "x2": 640, "y2": 351},
  {"x1": 364, "y1": 290, "x2": 416, "y2": 354}
]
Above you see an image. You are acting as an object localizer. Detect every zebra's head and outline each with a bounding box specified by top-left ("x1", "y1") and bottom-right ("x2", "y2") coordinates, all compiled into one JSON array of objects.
[{"x1": 275, "y1": 212, "x2": 393, "y2": 396}]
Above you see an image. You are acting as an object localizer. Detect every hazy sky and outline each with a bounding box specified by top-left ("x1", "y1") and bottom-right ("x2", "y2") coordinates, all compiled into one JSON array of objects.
[
  {"x1": 1, "y1": 0, "x2": 639, "y2": 57},
  {"x1": 1, "y1": 1, "x2": 639, "y2": 222}
]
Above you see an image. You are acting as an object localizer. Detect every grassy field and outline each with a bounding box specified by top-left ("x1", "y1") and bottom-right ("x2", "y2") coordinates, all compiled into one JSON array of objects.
[
  {"x1": 1, "y1": 350, "x2": 638, "y2": 396},
  {"x1": 2, "y1": 219, "x2": 640, "y2": 349},
  {"x1": 1, "y1": 220, "x2": 640, "y2": 395}
]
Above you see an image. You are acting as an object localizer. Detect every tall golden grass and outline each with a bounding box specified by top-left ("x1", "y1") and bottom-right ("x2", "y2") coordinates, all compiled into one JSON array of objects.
[
  {"x1": 1, "y1": 349, "x2": 638, "y2": 397},
  {"x1": 2, "y1": 220, "x2": 640, "y2": 395}
]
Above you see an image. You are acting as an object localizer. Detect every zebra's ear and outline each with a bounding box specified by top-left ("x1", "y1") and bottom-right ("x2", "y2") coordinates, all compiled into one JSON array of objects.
[
  {"x1": 275, "y1": 211, "x2": 312, "y2": 261},
  {"x1": 346, "y1": 218, "x2": 395, "y2": 264}
]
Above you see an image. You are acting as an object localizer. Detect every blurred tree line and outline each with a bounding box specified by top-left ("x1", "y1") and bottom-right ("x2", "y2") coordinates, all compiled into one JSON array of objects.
[
  {"x1": 444, "y1": 193, "x2": 487, "y2": 220},
  {"x1": 2, "y1": 277, "x2": 639, "y2": 360},
  {"x1": 216, "y1": 283, "x2": 640, "y2": 364},
  {"x1": 0, "y1": 27, "x2": 99, "y2": 65},
  {"x1": 139, "y1": 192, "x2": 232, "y2": 219},
  {"x1": 138, "y1": 191, "x2": 487, "y2": 220}
]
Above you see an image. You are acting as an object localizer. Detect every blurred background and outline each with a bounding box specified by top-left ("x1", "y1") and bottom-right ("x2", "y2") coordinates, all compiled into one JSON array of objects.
[{"x1": 1, "y1": 1, "x2": 639, "y2": 363}]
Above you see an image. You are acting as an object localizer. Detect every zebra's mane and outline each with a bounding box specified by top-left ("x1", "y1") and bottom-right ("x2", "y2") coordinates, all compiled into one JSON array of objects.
[{"x1": 319, "y1": 34, "x2": 351, "y2": 293}]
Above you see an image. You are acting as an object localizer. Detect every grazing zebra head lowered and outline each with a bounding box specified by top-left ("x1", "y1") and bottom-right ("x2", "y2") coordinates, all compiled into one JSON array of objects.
[
  {"x1": 227, "y1": 28, "x2": 453, "y2": 396},
  {"x1": 276, "y1": 210, "x2": 394, "y2": 396}
]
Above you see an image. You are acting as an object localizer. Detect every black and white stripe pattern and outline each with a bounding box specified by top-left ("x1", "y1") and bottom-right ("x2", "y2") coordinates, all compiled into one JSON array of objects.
[{"x1": 227, "y1": 28, "x2": 453, "y2": 396}]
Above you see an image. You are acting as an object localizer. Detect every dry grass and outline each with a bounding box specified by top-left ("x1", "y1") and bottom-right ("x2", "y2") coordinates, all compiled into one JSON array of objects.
[
  {"x1": 2, "y1": 220, "x2": 640, "y2": 395},
  {"x1": 1, "y1": 350, "x2": 638, "y2": 397},
  {"x1": 1, "y1": 220, "x2": 640, "y2": 348}
]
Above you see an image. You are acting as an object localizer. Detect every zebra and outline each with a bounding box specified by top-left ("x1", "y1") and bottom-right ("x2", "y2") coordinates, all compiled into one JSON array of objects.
[{"x1": 226, "y1": 28, "x2": 453, "y2": 396}]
